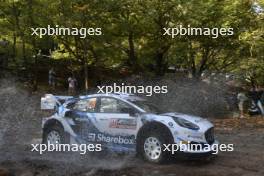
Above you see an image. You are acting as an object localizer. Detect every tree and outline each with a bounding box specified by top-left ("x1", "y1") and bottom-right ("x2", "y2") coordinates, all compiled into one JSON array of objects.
[{"x1": 0, "y1": 0, "x2": 263, "y2": 88}]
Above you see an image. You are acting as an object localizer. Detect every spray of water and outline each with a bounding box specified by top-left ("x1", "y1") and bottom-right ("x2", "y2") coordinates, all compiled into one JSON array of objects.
[
  {"x1": 0, "y1": 74, "x2": 231, "y2": 175},
  {"x1": 113, "y1": 75, "x2": 231, "y2": 118},
  {"x1": 0, "y1": 75, "x2": 137, "y2": 175}
]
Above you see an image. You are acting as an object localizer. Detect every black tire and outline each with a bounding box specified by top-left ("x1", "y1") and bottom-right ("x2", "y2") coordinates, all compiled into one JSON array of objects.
[
  {"x1": 43, "y1": 125, "x2": 69, "y2": 144},
  {"x1": 138, "y1": 130, "x2": 172, "y2": 163}
]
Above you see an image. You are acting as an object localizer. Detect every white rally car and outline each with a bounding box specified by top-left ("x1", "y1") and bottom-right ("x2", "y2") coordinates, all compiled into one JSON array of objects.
[{"x1": 41, "y1": 93, "x2": 218, "y2": 163}]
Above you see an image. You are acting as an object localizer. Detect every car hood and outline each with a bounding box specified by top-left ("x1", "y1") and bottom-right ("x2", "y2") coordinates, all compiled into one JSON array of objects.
[{"x1": 160, "y1": 112, "x2": 213, "y2": 129}]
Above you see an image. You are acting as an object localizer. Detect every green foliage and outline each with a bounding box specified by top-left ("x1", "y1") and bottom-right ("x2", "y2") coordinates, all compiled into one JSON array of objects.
[{"x1": 0, "y1": 0, "x2": 263, "y2": 86}]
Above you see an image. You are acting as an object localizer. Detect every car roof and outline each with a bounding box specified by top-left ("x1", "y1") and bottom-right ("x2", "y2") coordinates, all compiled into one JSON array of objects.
[{"x1": 78, "y1": 93, "x2": 145, "y2": 102}]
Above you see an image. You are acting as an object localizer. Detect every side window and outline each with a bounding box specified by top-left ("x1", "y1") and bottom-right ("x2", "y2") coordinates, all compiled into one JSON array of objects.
[
  {"x1": 99, "y1": 98, "x2": 133, "y2": 113},
  {"x1": 73, "y1": 98, "x2": 97, "y2": 112},
  {"x1": 99, "y1": 98, "x2": 118, "y2": 113}
]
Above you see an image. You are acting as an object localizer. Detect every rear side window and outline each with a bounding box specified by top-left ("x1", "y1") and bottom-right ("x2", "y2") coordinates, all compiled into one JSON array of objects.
[{"x1": 72, "y1": 98, "x2": 97, "y2": 112}]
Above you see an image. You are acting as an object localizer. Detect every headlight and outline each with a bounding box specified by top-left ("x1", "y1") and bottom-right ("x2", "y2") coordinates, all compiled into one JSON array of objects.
[{"x1": 173, "y1": 117, "x2": 200, "y2": 130}]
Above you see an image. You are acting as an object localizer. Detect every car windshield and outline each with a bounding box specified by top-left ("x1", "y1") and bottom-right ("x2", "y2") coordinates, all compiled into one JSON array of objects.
[{"x1": 131, "y1": 100, "x2": 165, "y2": 114}]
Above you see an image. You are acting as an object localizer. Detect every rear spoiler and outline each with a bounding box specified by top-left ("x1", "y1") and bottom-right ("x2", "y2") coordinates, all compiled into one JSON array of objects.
[{"x1": 41, "y1": 94, "x2": 73, "y2": 110}]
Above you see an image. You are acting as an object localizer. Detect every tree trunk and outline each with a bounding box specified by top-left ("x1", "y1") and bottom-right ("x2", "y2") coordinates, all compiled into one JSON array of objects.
[
  {"x1": 28, "y1": 0, "x2": 38, "y2": 91},
  {"x1": 12, "y1": 1, "x2": 18, "y2": 62},
  {"x1": 84, "y1": 58, "x2": 89, "y2": 93},
  {"x1": 187, "y1": 41, "x2": 197, "y2": 78},
  {"x1": 33, "y1": 53, "x2": 38, "y2": 91},
  {"x1": 12, "y1": 34, "x2": 16, "y2": 60},
  {"x1": 155, "y1": 51, "x2": 167, "y2": 76},
  {"x1": 128, "y1": 31, "x2": 137, "y2": 70},
  {"x1": 22, "y1": 35, "x2": 26, "y2": 67}
]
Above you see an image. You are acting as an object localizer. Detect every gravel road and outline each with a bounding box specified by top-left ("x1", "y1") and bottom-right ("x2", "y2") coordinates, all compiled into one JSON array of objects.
[{"x1": 0, "y1": 118, "x2": 263, "y2": 176}]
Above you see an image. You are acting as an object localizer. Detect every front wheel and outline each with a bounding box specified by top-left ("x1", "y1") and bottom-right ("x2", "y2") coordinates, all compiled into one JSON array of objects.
[{"x1": 139, "y1": 131, "x2": 171, "y2": 163}]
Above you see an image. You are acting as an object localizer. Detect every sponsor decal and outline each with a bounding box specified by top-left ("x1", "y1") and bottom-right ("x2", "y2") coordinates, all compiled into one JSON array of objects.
[
  {"x1": 88, "y1": 133, "x2": 96, "y2": 141},
  {"x1": 109, "y1": 118, "x2": 137, "y2": 129},
  {"x1": 87, "y1": 133, "x2": 135, "y2": 145}
]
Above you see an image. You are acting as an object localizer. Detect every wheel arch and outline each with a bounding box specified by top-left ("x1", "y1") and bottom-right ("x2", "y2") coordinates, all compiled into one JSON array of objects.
[
  {"x1": 42, "y1": 119, "x2": 68, "y2": 144},
  {"x1": 43, "y1": 119, "x2": 64, "y2": 131},
  {"x1": 136, "y1": 121, "x2": 174, "y2": 153}
]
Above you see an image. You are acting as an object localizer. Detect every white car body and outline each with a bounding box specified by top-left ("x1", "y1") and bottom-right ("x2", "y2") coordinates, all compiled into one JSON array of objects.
[{"x1": 41, "y1": 93, "x2": 218, "y2": 156}]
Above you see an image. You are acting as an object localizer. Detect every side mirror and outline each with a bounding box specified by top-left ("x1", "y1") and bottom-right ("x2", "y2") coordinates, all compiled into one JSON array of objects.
[
  {"x1": 65, "y1": 111, "x2": 75, "y2": 118},
  {"x1": 121, "y1": 107, "x2": 136, "y2": 116}
]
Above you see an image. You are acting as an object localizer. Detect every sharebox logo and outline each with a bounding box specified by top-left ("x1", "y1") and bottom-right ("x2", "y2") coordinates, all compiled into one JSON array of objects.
[{"x1": 88, "y1": 133, "x2": 135, "y2": 145}]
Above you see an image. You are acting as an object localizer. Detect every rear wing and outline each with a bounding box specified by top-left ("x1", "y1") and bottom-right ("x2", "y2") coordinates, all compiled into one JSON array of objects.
[{"x1": 41, "y1": 94, "x2": 73, "y2": 110}]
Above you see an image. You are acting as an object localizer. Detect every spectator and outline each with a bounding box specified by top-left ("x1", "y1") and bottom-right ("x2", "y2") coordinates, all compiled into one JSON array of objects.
[
  {"x1": 256, "y1": 87, "x2": 264, "y2": 115},
  {"x1": 237, "y1": 90, "x2": 248, "y2": 118},
  {"x1": 68, "y1": 74, "x2": 77, "y2": 95},
  {"x1": 48, "y1": 67, "x2": 56, "y2": 88},
  {"x1": 248, "y1": 86, "x2": 264, "y2": 116},
  {"x1": 248, "y1": 87, "x2": 258, "y2": 104}
]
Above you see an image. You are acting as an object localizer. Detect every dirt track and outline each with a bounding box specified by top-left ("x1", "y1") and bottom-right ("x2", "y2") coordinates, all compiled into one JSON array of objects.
[{"x1": 0, "y1": 118, "x2": 264, "y2": 176}]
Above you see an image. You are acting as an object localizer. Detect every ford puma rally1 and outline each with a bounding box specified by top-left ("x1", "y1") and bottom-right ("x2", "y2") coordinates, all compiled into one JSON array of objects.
[{"x1": 41, "y1": 93, "x2": 218, "y2": 163}]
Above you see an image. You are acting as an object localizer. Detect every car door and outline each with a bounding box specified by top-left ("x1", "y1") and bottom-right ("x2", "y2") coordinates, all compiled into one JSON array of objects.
[
  {"x1": 95, "y1": 97, "x2": 139, "y2": 151},
  {"x1": 64, "y1": 97, "x2": 101, "y2": 143}
]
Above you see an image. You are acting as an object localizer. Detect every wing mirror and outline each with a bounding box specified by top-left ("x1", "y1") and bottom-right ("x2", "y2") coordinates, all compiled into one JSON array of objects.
[
  {"x1": 65, "y1": 111, "x2": 74, "y2": 118},
  {"x1": 121, "y1": 107, "x2": 136, "y2": 116}
]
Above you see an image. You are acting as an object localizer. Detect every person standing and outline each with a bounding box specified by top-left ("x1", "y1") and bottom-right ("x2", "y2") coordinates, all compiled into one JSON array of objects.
[
  {"x1": 68, "y1": 75, "x2": 77, "y2": 95},
  {"x1": 256, "y1": 87, "x2": 264, "y2": 115},
  {"x1": 248, "y1": 86, "x2": 264, "y2": 116},
  {"x1": 237, "y1": 91, "x2": 248, "y2": 118},
  {"x1": 48, "y1": 67, "x2": 56, "y2": 88}
]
